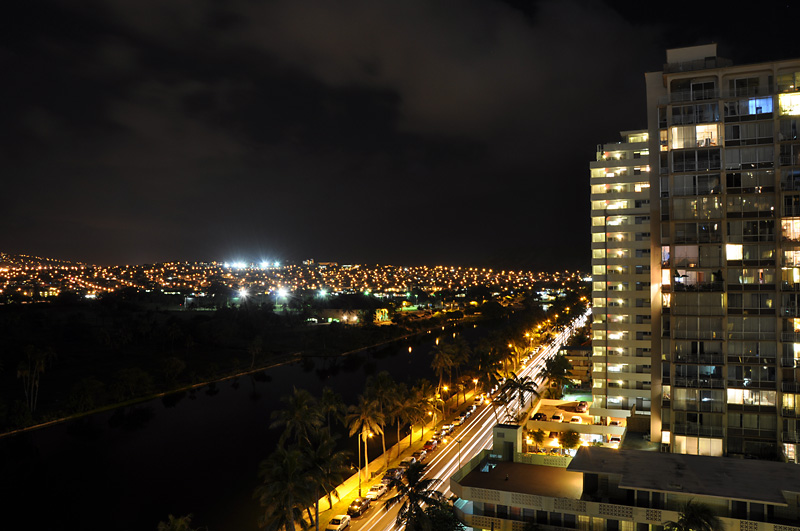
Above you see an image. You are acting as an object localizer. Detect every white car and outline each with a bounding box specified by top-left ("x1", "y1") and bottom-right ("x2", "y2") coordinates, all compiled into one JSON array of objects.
[
  {"x1": 570, "y1": 416, "x2": 582, "y2": 424},
  {"x1": 326, "y1": 515, "x2": 351, "y2": 531},
  {"x1": 366, "y1": 483, "x2": 387, "y2": 500}
]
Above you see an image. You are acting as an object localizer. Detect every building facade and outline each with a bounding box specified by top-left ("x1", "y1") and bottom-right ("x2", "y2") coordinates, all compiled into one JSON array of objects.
[
  {"x1": 590, "y1": 131, "x2": 653, "y2": 424},
  {"x1": 451, "y1": 427, "x2": 800, "y2": 531},
  {"x1": 646, "y1": 45, "x2": 800, "y2": 460}
]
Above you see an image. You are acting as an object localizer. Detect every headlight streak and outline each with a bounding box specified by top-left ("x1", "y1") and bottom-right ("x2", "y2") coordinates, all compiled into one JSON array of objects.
[{"x1": 360, "y1": 312, "x2": 587, "y2": 531}]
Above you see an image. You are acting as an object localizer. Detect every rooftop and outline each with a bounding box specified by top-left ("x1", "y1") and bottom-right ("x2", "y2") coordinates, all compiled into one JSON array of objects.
[
  {"x1": 569, "y1": 447, "x2": 800, "y2": 505},
  {"x1": 459, "y1": 459, "x2": 583, "y2": 499}
]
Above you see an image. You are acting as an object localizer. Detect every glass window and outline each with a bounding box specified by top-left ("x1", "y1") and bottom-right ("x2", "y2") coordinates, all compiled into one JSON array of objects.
[{"x1": 779, "y1": 93, "x2": 800, "y2": 116}]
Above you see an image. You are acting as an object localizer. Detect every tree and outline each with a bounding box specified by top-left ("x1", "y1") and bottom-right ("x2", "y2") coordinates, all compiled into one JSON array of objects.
[
  {"x1": 270, "y1": 387, "x2": 323, "y2": 445},
  {"x1": 423, "y1": 503, "x2": 466, "y2": 531},
  {"x1": 505, "y1": 372, "x2": 539, "y2": 422},
  {"x1": 543, "y1": 354, "x2": 573, "y2": 399},
  {"x1": 383, "y1": 462, "x2": 445, "y2": 531},
  {"x1": 157, "y1": 514, "x2": 200, "y2": 531},
  {"x1": 558, "y1": 430, "x2": 582, "y2": 454},
  {"x1": 319, "y1": 386, "x2": 346, "y2": 433},
  {"x1": 366, "y1": 371, "x2": 397, "y2": 471},
  {"x1": 530, "y1": 429, "x2": 546, "y2": 453},
  {"x1": 663, "y1": 500, "x2": 724, "y2": 531},
  {"x1": 254, "y1": 447, "x2": 312, "y2": 531},
  {"x1": 304, "y1": 429, "x2": 352, "y2": 531},
  {"x1": 248, "y1": 335, "x2": 264, "y2": 370},
  {"x1": 16, "y1": 345, "x2": 55, "y2": 414},
  {"x1": 346, "y1": 395, "x2": 384, "y2": 483}
]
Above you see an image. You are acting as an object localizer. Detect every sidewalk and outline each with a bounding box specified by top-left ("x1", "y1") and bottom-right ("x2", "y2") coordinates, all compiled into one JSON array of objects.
[{"x1": 311, "y1": 389, "x2": 479, "y2": 527}]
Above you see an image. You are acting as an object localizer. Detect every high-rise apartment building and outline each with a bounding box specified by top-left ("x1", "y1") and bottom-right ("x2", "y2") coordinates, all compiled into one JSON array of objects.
[
  {"x1": 589, "y1": 132, "x2": 653, "y2": 426},
  {"x1": 646, "y1": 44, "x2": 800, "y2": 460}
]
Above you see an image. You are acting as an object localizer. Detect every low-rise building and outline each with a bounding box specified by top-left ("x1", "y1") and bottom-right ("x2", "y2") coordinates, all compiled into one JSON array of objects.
[{"x1": 451, "y1": 425, "x2": 800, "y2": 531}]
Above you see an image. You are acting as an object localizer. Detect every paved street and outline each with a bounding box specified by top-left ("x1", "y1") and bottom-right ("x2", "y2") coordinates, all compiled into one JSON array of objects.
[{"x1": 320, "y1": 310, "x2": 589, "y2": 531}]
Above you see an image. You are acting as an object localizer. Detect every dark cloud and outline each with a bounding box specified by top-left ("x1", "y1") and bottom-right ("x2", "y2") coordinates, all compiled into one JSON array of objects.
[{"x1": 1, "y1": 0, "x2": 791, "y2": 268}]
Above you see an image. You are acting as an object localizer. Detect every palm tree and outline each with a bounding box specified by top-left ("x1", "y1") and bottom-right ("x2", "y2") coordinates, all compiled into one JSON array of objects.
[
  {"x1": 254, "y1": 447, "x2": 312, "y2": 531},
  {"x1": 543, "y1": 354, "x2": 573, "y2": 399},
  {"x1": 431, "y1": 343, "x2": 455, "y2": 402},
  {"x1": 319, "y1": 386, "x2": 346, "y2": 433},
  {"x1": 305, "y1": 429, "x2": 352, "y2": 531},
  {"x1": 663, "y1": 500, "x2": 724, "y2": 531},
  {"x1": 383, "y1": 462, "x2": 445, "y2": 531},
  {"x1": 346, "y1": 395, "x2": 384, "y2": 484},
  {"x1": 270, "y1": 387, "x2": 323, "y2": 445},
  {"x1": 505, "y1": 372, "x2": 539, "y2": 422},
  {"x1": 366, "y1": 371, "x2": 397, "y2": 471},
  {"x1": 388, "y1": 382, "x2": 413, "y2": 455}
]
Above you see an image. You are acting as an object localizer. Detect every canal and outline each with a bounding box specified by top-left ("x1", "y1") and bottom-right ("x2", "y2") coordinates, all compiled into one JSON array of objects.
[{"x1": 0, "y1": 319, "x2": 507, "y2": 530}]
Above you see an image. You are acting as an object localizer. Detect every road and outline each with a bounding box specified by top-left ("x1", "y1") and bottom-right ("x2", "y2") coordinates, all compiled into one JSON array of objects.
[{"x1": 351, "y1": 310, "x2": 590, "y2": 531}]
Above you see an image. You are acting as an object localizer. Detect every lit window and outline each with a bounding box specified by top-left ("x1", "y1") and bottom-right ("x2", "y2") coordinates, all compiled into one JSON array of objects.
[
  {"x1": 779, "y1": 93, "x2": 800, "y2": 116},
  {"x1": 726, "y1": 244, "x2": 743, "y2": 261}
]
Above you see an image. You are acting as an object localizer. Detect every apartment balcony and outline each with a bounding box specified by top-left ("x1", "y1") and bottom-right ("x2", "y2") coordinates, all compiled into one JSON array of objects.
[
  {"x1": 782, "y1": 306, "x2": 800, "y2": 317},
  {"x1": 728, "y1": 331, "x2": 776, "y2": 340},
  {"x1": 671, "y1": 424, "x2": 724, "y2": 437},
  {"x1": 727, "y1": 379, "x2": 776, "y2": 390},
  {"x1": 727, "y1": 355, "x2": 776, "y2": 365},
  {"x1": 782, "y1": 381, "x2": 800, "y2": 393},
  {"x1": 782, "y1": 431, "x2": 800, "y2": 443},
  {"x1": 782, "y1": 357, "x2": 800, "y2": 368},
  {"x1": 671, "y1": 401, "x2": 724, "y2": 413},
  {"x1": 673, "y1": 353, "x2": 725, "y2": 364},
  {"x1": 782, "y1": 332, "x2": 800, "y2": 342},
  {"x1": 673, "y1": 377, "x2": 725, "y2": 389}
]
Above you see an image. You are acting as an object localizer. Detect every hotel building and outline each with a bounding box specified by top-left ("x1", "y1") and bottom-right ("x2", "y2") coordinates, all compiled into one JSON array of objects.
[
  {"x1": 589, "y1": 132, "x2": 653, "y2": 427},
  {"x1": 645, "y1": 45, "x2": 800, "y2": 460}
]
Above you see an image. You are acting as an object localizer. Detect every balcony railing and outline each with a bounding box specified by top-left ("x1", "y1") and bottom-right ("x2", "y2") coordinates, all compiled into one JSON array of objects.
[
  {"x1": 781, "y1": 356, "x2": 800, "y2": 368},
  {"x1": 674, "y1": 353, "x2": 724, "y2": 364},
  {"x1": 782, "y1": 381, "x2": 800, "y2": 393},
  {"x1": 672, "y1": 424, "x2": 724, "y2": 437},
  {"x1": 673, "y1": 377, "x2": 725, "y2": 389}
]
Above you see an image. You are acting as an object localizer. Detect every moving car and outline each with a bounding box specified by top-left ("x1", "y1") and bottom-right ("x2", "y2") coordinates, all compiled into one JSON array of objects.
[
  {"x1": 365, "y1": 483, "x2": 387, "y2": 501},
  {"x1": 326, "y1": 515, "x2": 351, "y2": 531},
  {"x1": 347, "y1": 497, "x2": 371, "y2": 517}
]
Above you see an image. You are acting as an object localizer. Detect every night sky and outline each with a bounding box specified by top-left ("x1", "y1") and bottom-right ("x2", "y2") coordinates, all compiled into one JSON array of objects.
[{"x1": 3, "y1": 1, "x2": 799, "y2": 270}]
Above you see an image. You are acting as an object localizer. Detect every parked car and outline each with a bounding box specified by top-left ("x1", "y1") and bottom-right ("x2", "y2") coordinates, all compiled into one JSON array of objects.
[
  {"x1": 381, "y1": 468, "x2": 403, "y2": 484},
  {"x1": 399, "y1": 456, "x2": 417, "y2": 469},
  {"x1": 412, "y1": 450, "x2": 427, "y2": 462},
  {"x1": 423, "y1": 439, "x2": 438, "y2": 452},
  {"x1": 570, "y1": 416, "x2": 582, "y2": 424},
  {"x1": 326, "y1": 515, "x2": 351, "y2": 531},
  {"x1": 609, "y1": 420, "x2": 622, "y2": 426},
  {"x1": 441, "y1": 424, "x2": 454, "y2": 435},
  {"x1": 453, "y1": 416, "x2": 463, "y2": 426},
  {"x1": 532, "y1": 412, "x2": 547, "y2": 421},
  {"x1": 551, "y1": 413, "x2": 563, "y2": 422},
  {"x1": 608, "y1": 436, "x2": 622, "y2": 447},
  {"x1": 365, "y1": 483, "x2": 387, "y2": 501},
  {"x1": 576, "y1": 401, "x2": 588, "y2": 413},
  {"x1": 347, "y1": 497, "x2": 371, "y2": 517}
]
